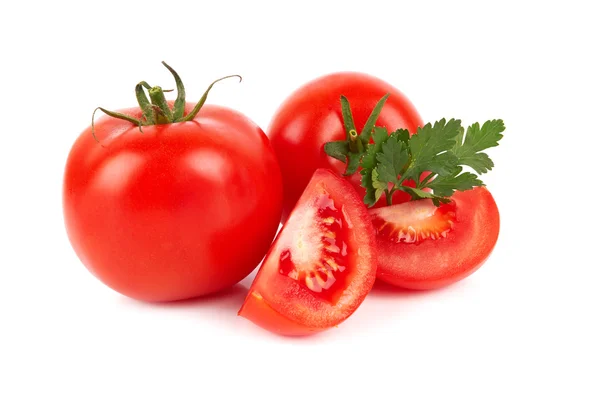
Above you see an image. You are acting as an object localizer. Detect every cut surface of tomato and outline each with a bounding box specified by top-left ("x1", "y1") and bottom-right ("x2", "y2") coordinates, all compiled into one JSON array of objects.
[
  {"x1": 371, "y1": 199, "x2": 457, "y2": 244},
  {"x1": 239, "y1": 168, "x2": 376, "y2": 336},
  {"x1": 372, "y1": 187, "x2": 500, "y2": 290},
  {"x1": 277, "y1": 193, "x2": 352, "y2": 304}
]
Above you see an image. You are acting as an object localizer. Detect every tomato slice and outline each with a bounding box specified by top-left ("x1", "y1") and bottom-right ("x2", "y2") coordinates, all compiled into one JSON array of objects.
[
  {"x1": 239, "y1": 168, "x2": 376, "y2": 336},
  {"x1": 372, "y1": 187, "x2": 500, "y2": 290}
]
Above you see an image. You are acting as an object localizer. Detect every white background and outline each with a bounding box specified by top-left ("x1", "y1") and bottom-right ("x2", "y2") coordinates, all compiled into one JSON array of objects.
[{"x1": 1, "y1": 1, "x2": 598, "y2": 399}]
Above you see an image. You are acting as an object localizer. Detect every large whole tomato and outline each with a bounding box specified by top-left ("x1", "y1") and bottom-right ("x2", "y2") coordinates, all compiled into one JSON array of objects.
[
  {"x1": 63, "y1": 64, "x2": 282, "y2": 302},
  {"x1": 268, "y1": 72, "x2": 423, "y2": 220}
]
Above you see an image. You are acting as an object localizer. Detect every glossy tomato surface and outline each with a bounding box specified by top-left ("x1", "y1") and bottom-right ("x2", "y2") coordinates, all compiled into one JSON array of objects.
[
  {"x1": 239, "y1": 169, "x2": 376, "y2": 336},
  {"x1": 268, "y1": 72, "x2": 423, "y2": 220},
  {"x1": 63, "y1": 103, "x2": 283, "y2": 302},
  {"x1": 371, "y1": 187, "x2": 500, "y2": 290}
]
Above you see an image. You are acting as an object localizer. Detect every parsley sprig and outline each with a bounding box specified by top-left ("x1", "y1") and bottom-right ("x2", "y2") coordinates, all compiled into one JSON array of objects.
[{"x1": 360, "y1": 118, "x2": 505, "y2": 207}]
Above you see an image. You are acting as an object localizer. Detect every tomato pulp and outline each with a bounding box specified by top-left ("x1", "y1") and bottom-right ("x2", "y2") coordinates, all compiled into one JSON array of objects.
[
  {"x1": 371, "y1": 187, "x2": 500, "y2": 289},
  {"x1": 239, "y1": 169, "x2": 377, "y2": 336},
  {"x1": 268, "y1": 72, "x2": 423, "y2": 221},
  {"x1": 63, "y1": 103, "x2": 283, "y2": 302}
]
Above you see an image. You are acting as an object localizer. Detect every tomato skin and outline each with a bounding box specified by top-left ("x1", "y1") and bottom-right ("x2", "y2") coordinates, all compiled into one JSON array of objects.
[
  {"x1": 238, "y1": 291, "x2": 325, "y2": 336},
  {"x1": 63, "y1": 103, "x2": 283, "y2": 302},
  {"x1": 239, "y1": 169, "x2": 376, "y2": 336},
  {"x1": 268, "y1": 72, "x2": 423, "y2": 220},
  {"x1": 376, "y1": 187, "x2": 500, "y2": 290}
]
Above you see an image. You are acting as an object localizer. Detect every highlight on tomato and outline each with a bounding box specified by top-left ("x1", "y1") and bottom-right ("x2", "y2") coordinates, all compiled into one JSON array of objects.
[
  {"x1": 238, "y1": 169, "x2": 377, "y2": 336},
  {"x1": 268, "y1": 72, "x2": 423, "y2": 221},
  {"x1": 63, "y1": 62, "x2": 283, "y2": 302}
]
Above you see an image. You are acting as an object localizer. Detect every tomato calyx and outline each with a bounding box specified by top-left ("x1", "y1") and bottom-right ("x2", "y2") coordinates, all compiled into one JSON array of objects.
[
  {"x1": 91, "y1": 61, "x2": 242, "y2": 142},
  {"x1": 323, "y1": 93, "x2": 389, "y2": 176}
]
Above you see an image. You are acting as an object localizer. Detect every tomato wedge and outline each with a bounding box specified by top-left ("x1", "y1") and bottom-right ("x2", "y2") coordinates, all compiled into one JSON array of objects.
[
  {"x1": 239, "y1": 169, "x2": 376, "y2": 336},
  {"x1": 371, "y1": 187, "x2": 500, "y2": 290}
]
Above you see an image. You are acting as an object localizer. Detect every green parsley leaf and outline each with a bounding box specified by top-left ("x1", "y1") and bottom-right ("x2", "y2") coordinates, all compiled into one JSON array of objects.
[
  {"x1": 359, "y1": 118, "x2": 504, "y2": 207},
  {"x1": 361, "y1": 170, "x2": 376, "y2": 207},
  {"x1": 361, "y1": 127, "x2": 389, "y2": 170},
  {"x1": 371, "y1": 169, "x2": 388, "y2": 205},
  {"x1": 402, "y1": 119, "x2": 462, "y2": 183},
  {"x1": 452, "y1": 120, "x2": 504, "y2": 174},
  {"x1": 375, "y1": 136, "x2": 409, "y2": 185},
  {"x1": 361, "y1": 127, "x2": 390, "y2": 206},
  {"x1": 391, "y1": 128, "x2": 410, "y2": 145},
  {"x1": 427, "y1": 168, "x2": 483, "y2": 197}
]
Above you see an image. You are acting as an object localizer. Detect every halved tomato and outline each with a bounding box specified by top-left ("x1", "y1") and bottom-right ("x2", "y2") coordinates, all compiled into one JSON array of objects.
[
  {"x1": 371, "y1": 187, "x2": 500, "y2": 290},
  {"x1": 238, "y1": 168, "x2": 376, "y2": 336}
]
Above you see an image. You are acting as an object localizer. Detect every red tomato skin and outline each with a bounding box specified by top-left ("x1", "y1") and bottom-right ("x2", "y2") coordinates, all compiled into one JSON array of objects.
[
  {"x1": 268, "y1": 72, "x2": 423, "y2": 220},
  {"x1": 238, "y1": 291, "x2": 325, "y2": 336},
  {"x1": 376, "y1": 187, "x2": 500, "y2": 290},
  {"x1": 239, "y1": 169, "x2": 377, "y2": 336},
  {"x1": 63, "y1": 103, "x2": 283, "y2": 302}
]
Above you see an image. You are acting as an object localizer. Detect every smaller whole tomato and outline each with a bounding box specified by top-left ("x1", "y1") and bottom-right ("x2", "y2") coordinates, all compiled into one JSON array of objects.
[
  {"x1": 63, "y1": 62, "x2": 283, "y2": 302},
  {"x1": 268, "y1": 72, "x2": 423, "y2": 221}
]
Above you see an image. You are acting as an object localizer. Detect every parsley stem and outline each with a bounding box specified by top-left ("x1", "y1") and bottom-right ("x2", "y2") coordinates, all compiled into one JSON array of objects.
[
  {"x1": 385, "y1": 188, "x2": 395, "y2": 206},
  {"x1": 419, "y1": 172, "x2": 436, "y2": 188}
]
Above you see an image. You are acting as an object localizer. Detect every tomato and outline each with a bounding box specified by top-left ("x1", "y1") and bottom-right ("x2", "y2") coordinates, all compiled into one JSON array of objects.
[
  {"x1": 238, "y1": 169, "x2": 376, "y2": 336},
  {"x1": 63, "y1": 102, "x2": 283, "y2": 302},
  {"x1": 370, "y1": 187, "x2": 500, "y2": 290},
  {"x1": 268, "y1": 72, "x2": 423, "y2": 220}
]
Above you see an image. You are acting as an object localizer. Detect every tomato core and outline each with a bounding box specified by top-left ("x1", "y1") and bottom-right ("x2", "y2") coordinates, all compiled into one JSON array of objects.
[
  {"x1": 277, "y1": 194, "x2": 350, "y2": 303},
  {"x1": 370, "y1": 199, "x2": 457, "y2": 244}
]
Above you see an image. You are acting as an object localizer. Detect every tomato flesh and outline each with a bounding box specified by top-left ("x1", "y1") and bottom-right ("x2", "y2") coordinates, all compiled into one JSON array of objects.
[
  {"x1": 371, "y1": 200, "x2": 456, "y2": 244},
  {"x1": 278, "y1": 193, "x2": 350, "y2": 303},
  {"x1": 373, "y1": 187, "x2": 500, "y2": 290},
  {"x1": 239, "y1": 168, "x2": 376, "y2": 336}
]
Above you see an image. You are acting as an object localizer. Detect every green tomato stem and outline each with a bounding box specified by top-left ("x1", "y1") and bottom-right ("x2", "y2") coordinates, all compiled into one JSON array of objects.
[
  {"x1": 182, "y1": 75, "x2": 242, "y2": 122},
  {"x1": 348, "y1": 129, "x2": 363, "y2": 153},
  {"x1": 89, "y1": 62, "x2": 241, "y2": 144},
  {"x1": 148, "y1": 86, "x2": 173, "y2": 124},
  {"x1": 91, "y1": 107, "x2": 142, "y2": 143},
  {"x1": 135, "y1": 81, "x2": 154, "y2": 124},
  {"x1": 161, "y1": 61, "x2": 186, "y2": 121}
]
